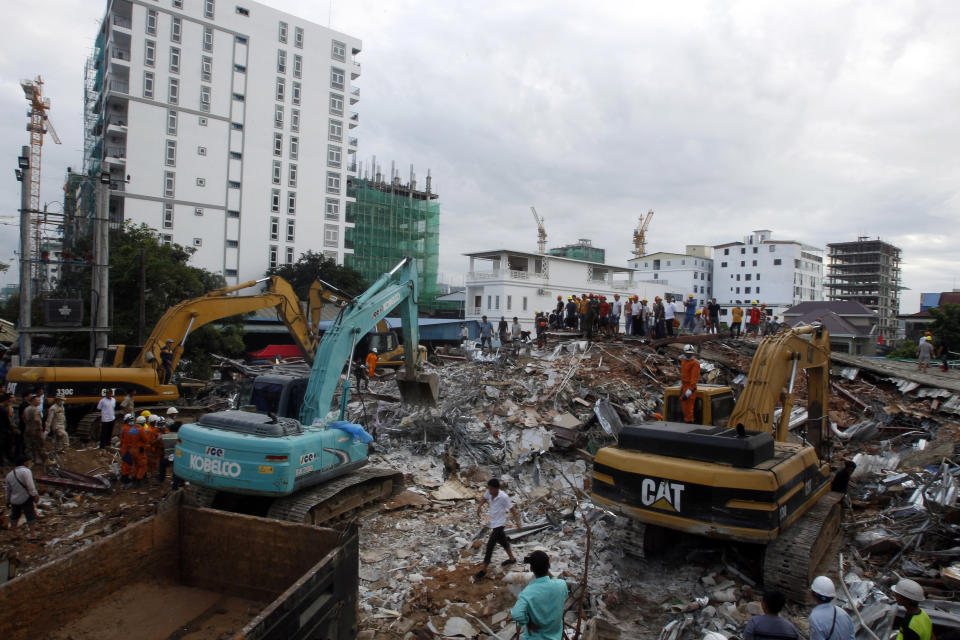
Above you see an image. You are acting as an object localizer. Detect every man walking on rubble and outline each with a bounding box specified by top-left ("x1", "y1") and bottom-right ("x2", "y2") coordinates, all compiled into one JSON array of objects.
[
  {"x1": 510, "y1": 550, "x2": 568, "y2": 640},
  {"x1": 5, "y1": 456, "x2": 40, "y2": 528},
  {"x1": 475, "y1": 478, "x2": 521, "y2": 580},
  {"x1": 730, "y1": 303, "x2": 744, "y2": 338},
  {"x1": 680, "y1": 344, "x2": 700, "y2": 423},
  {"x1": 479, "y1": 316, "x2": 494, "y2": 351},
  {"x1": 808, "y1": 576, "x2": 855, "y2": 640},
  {"x1": 743, "y1": 590, "x2": 798, "y2": 640}
]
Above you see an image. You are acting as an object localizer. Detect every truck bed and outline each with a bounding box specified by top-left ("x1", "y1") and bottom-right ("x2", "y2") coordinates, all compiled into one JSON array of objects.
[{"x1": 0, "y1": 496, "x2": 358, "y2": 640}]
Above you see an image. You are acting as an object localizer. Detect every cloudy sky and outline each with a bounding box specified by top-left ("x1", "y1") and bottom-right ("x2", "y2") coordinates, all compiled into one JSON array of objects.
[{"x1": 2, "y1": 0, "x2": 958, "y2": 313}]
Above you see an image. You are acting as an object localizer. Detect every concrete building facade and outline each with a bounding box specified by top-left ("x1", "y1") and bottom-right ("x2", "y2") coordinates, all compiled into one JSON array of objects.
[
  {"x1": 627, "y1": 245, "x2": 714, "y2": 306},
  {"x1": 826, "y1": 237, "x2": 902, "y2": 343},
  {"x1": 85, "y1": 0, "x2": 361, "y2": 284},
  {"x1": 464, "y1": 250, "x2": 668, "y2": 330}
]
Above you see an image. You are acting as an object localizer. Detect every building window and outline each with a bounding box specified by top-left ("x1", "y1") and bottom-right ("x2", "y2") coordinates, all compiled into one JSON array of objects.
[
  {"x1": 769, "y1": 245, "x2": 776, "y2": 252},
  {"x1": 745, "y1": 274, "x2": 751, "y2": 281},
  {"x1": 201, "y1": 56, "x2": 212, "y2": 81},
  {"x1": 270, "y1": 217, "x2": 279, "y2": 240},
  {"x1": 287, "y1": 192, "x2": 296, "y2": 215},
  {"x1": 329, "y1": 93, "x2": 344, "y2": 115},
  {"x1": 197, "y1": 146, "x2": 207, "y2": 156},
  {"x1": 144, "y1": 39, "x2": 156, "y2": 66},
  {"x1": 146, "y1": 9, "x2": 157, "y2": 35},
  {"x1": 745, "y1": 287, "x2": 751, "y2": 294},
  {"x1": 324, "y1": 225, "x2": 338, "y2": 247},
  {"x1": 720, "y1": 261, "x2": 727, "y2": 268},
  {"x1": 194, "y1": 207, "x2": 204, "y2": 216},
  {"x1": 226, "y1": 240, "x2": 238, "y2": 248},
  {"x1": 168, "y1": 78, "x2": 179, "y2": 104},
  {"x1": 232, "y1": 92, "x2": 244, "y2": 101},
  {"x1": 293, "y1": 54, "x2": 302, "y2": 78},
  {"x1": 753, "y1": 247, "x2": 758, "y2": 253},
  {"x1": 200, "y1": 85, "x2": 210, "y2": 111},
  {"x1": 228, "y1": 180, "x2": 241, "y2": 189},
  {"x1": 522, "y1": 297, "x2": 528, "y2": 311},
  {"x1": 290, "y1": 109, "x2": 300, "y2": 132},
  {"x1": 166, "y1": 109, "x2": 177, "y2": 135},
  {"x1": 327, "y1": 145, "x2": 341, "y2": 167},
  {"x1": 289, "y1": 136, "x2": 299, "y2": 160},
  {"x1": 273, "y1": 132, "x2": 283, "y2": 156},
  {"x1": 164, "y1": 171, "x2": 175, "y2": 197},
  {"x1": 203, "y1": 27, "x2": 213, "y2": 52},
  {"x1": 773, "y1": 258, "x2": 782, "y2": 266},
  {"x1": 169, "y1": 47, "x2": 181, "y2": 74},
  {"x1": 236, "y1": 6, "x2": 249, "y2": 16},
  {"x1": 325, "y1": 198, "x2": 339, "y2": 220},
  {"x1": 289, "y1": 164, "x2": 298, "y2": 187},
  {"x1": 328, "y1": 119, "x2": 342, "y2": 141},
  {"x1": 756, "y1": 273, "x2": 761, "y2": 280},
  {"x1": 740, "y1": 261, "x2": 745, "y2": 267},
  {"x1": 736, "y1": 287, "x2": 740, "y2": 294},
  {"x1": 506, "y1": 296, "x2": 512, "y2": 311},
  {"x1": 165, "y1": 139, "x2": 176, "y2": 166},
  {"x1": 277, "y1": 49, "x2": 287, "y2": 74},
  {"x1": 234, "y1": 63, "x2": 245, "y2": 72},
  {"x1": 271, "y1": 189, "x2": 281, "y2": 212},
  {"x1": 330, "y1": 68, "x2": 344, "y2": 90},
  {"x1": 196, "y1": 177, "x2": 206, "y2": 186},
  {"x1": 331, "y1": 41, "x2": 346, "y2": 61},
  {"x1": 272, "y1": 160, "x2": 281, "y2": 184},
  {"x1": 278, "y1": 21, "x2": 287, "y2": 43},
  {"x1": 294, "y1": 27, "x2": 303, "y2": 48},
  {"x1": 286, "y1": 219, "x2": 295, "y2": 242},
  {"x1": 227, "y1": 209, "x2": 239, "y2": 218},
  {"x1": 741, "y1": 248, "x2": 746, "y2": 254},
  {"x1": 736, "y1": 274, "x2": 740, "y2": 281},
  {"x1": 752, "y1": 260, "x2": 757, "y2": 266},
  {"x1": 200, "y1": 117, "x2": 209, "y2": 126},
  {"x1": 285, "y1": 247, "x2": 294, "y2": 264},
  {"x1": 162, "y1": 234, "x2": 172, "y2": 245},
  {"x1": 276, "y1": 77, "x2": 285, "y2": 101},
  {"x1": 292, "y1": 82, "x2": 301, "y2": 105},
  {"x1": 269, "y1": 245, "x2": 278, "y2": 268},
  {"x1": 173, "y1": 0, "x2": 183, "y2": 8},
  {"x1": 163, "y1": 202, "x2": 174, "y2": 228},
  {"x1": 171, "y1": 17, "x2": 181, "y2": 43},
  {"x1": 325, "y1": 171, "x2": 339, "y2": 193},
  {"x1": 275, "y1": 104, "x2": 284, "y2": 128},
  {"x1": 204, "y1": 0, "x2": 215, "y2": 19}
]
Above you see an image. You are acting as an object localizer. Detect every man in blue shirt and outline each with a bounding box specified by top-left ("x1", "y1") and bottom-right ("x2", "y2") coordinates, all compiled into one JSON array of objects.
[
  {"x1": 479, "y1": 315, "x2": 494, "y2": 352},
  {"x1": 510, "y1": 551, "x2": 568, "y2": 640},
  {"x1": 808, "y1": 576, "x2": 855, "y2": 640}
]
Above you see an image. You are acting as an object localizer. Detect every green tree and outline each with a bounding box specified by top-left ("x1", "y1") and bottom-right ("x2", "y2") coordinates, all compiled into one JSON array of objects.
[
  {"x1": 266, "y1": 250, "x2": 367, "y2": 300},
  {"x1": 930, "y1": 303, "x2": 960, "y2": 352}
]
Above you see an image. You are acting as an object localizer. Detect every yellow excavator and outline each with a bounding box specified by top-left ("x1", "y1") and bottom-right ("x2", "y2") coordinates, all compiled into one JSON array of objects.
[{"x1": 591, "y1": 325, "x2": 839, "y2": 600}]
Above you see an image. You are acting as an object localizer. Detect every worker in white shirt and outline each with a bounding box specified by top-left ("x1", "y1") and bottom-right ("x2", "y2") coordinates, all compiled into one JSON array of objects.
[{"x1": 475, "y1": 478, "x2": 522, "y2": 580}]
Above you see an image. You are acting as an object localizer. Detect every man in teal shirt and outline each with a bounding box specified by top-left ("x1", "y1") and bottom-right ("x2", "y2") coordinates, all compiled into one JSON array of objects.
[{"x1": 510, "y1": 551, "x2": 568, "y2": 640}]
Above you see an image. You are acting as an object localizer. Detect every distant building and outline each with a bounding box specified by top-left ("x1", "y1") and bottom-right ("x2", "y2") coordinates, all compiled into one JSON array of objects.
[
  {"x1": 713, "y1": 230, "x2": 824, "y2": 312},
  {"x1": 783, "y1": 301, "x2": 878, "y2": 355},
  {"x1": 464, "y1": 249, "x2": 667, "y2": 329},
  {"x1": 898, "y1": 290, "x2": 960, "y2": 342},
  {"x1": 344, "y1": 166, "x2": 440, "y2": 309},
  {"x1": 548, "y1": 239, "x2": 604, "y2": 264},
  {"x1": 627, "y1": 245, "x2": 714, "y2": 307},
  {"x1": 826, "y1": 237, "x2": 902, "y2": 343}
]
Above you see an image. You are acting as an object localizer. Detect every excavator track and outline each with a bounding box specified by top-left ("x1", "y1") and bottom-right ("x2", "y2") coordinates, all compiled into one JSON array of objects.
[
  {"x1": 183, "y1": 483, "x2": 218, "y2": 509},
  {"x1": 763, "y1": 492, "x2": 842, "y2": 601},
  {"x1": 266, "y1": 467, "x2": 405, "y2": 525},
  {"x1": 73, "y1": 411, "x2": 101, "y2": 442}
]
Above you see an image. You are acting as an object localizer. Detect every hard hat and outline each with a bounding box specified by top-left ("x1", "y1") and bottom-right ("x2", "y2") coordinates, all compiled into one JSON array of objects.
[
  {"x1": 891, "y1": 578, "x2": 924, "y2": 603},
  {"x1": 683, "y1": 344, "x2": 696, "y2": 354},
  {"x1": 810, "y1": 576, "x2": 836, "y2": 599},
  {"x1": 696, "y1": 309, "x2": 702, "y2": 315},
  {"x1": 140, "y1": 410, "x2": 151, "y2": 417},
  {"x1": 655, "y1": 296, "x2": 661, "y2": 301},
  {"x1": 135, "y1": 416, "x2": 146, "y2": 424},
  {"x1": 925, "y1": 336, "x2": 932, "y2": 341},
  {"x1": 567, "y1": 297, "x2": 572, "y2": 300},
  {"x1": 371, "y1": 348, "x2": 378, "y2": 353},
  {"x1": 557, "y1": 296, "x2": 562, "y2": 300},
  {"x1": 166, "y1": 407, "x2": 179, "y2": 415},
  {"x1": 148, "y1": 414, "x2": 159, "y2": 423},
  {"x1": 123, "y1": 413, "x2": 134, "y2": 422},
  {"x1": 614, "y1": 293, "x2": 620, "y2": 298},
  {"x1": 642, "y1": 298, "x2": 648, "y2": 303},
  {"x1": 689, "y1": 294, "x2": 694, "y2": 298},
  {"x1": 752, "y1": 301, "x2": 758, "y2": 305},
  {"x1": 165, "y1": 338, "x2": 174, "y2": 343}
]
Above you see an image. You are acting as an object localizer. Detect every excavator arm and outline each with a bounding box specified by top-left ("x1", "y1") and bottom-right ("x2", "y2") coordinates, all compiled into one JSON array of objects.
[
  {"x1": 132, "y1": 276, "x2": 317, "y2": 370},
  {"x1": 727, "y1": 324, "x2": 831, "y2": 455},
  {"x1": 299, "y1": 258, "x2": 437, "y2": 426}
]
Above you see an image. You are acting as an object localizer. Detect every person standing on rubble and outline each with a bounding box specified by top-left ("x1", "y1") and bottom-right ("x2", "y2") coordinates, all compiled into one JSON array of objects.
[
  {"x1": 623, "y1": 296, "x2": 633, "y2": 335},
  {"x1": 4, "y1": 456, "x2": 40, "y2": 528},
  {"x1": 475, "y1": 478, "x2": 521, "y2": 580},
  {"x1": 891, "y1": 579, "x2": 933, "y2": 640},
  {"x1": 633, "y1": 297, "x2": 645, "y2": 336},
  {"x1": 511, "y1": 317, "x2": 523, "y2": 343},
  {"x1": 748, "y1": 302, "x2": 762, "y2": 335},
  {"x1": 44, "y1": 396, "x2": 69, "y2": 452},
  {"x1": 680, "y1": 344, "x2": 700, "y2": 423},
  {"x1": 731, "y1": 303, "x2": 744, "y2": 338},
  {"x1": 743, "y1": 590, "x2": 798, "y2": 640},
  {"x1": 479, "y1": 316, "x2": 494, "y2": 351},
  {"x1": 577, "y1": 294, "x2": 589, "y2": 331},
  {"x1": 916, "y1": 336, "x2": 935, "y2": 372},
  {"x1": 510, "y1": 550, "x2": 568, "y2": 640},
  {"x1": 498, "y1": 316, "x2": 509, "y2": 344},
  {"x1": 22, "y1": 394, "x2": 45, "y2": 464},
  {"x1": 708, "y1": 299, "x2": 721, "y2": 335},
  {"x1": 808, "y1": 576, "x2": 855, "y2": 640},
  {"x1": 683, "y1": 294, "x2": 697, "y2": 334},
  {"x1": 97, "y1": 388, "x2": 117, "y2": 449},
  {"x1": 663, "y1": 295, "x2": 676, "y2": 337},
  {"x1": 653, "y1": 297, "x2": 666, "y2": 339},
  {"x1": 0, "y1": 393, "x2": 15, "y2": 465},
  {"x1": 365, "y1": 348, "x2": 379, "y2": 380},
  {"x1": 611, "y1": 294, "x2": 622, "y2": 335}
]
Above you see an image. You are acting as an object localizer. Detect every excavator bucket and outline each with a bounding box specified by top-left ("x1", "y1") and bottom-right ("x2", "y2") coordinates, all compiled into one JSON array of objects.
[{"x1": 396, "y1": 372, "x2": 439, "y2": 405}]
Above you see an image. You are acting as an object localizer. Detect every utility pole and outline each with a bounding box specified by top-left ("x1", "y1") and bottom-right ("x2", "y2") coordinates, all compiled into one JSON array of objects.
[
  {"x1": 17, "y1": 146, "x2": 32, "y2": 361},
  {"x1": 138, "y1": 246, "x2": 146, "y2": 344},
  {"x1": 90, "y1": 172, "x2": 111, "y2": 359}
]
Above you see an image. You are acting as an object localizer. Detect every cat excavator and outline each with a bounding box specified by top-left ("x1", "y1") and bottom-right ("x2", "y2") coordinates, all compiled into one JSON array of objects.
[
  {"x1": 591, "y1": 324, "x2": 839, "y2": 600},
  {"x1": 175, "y1": 258, "x2": 439, "y2": 525}
]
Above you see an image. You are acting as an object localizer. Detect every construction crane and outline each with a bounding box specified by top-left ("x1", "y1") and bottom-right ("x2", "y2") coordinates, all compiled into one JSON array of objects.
[
  {"x1": 530, "y1": 206, "x2": 547, "y2": 254},
  {"x1": 21, "y1": 76, "x2": 62, "y2": 285},
  {"x1": 632, "y1": 210, "x2": 654, "y2": 258}
]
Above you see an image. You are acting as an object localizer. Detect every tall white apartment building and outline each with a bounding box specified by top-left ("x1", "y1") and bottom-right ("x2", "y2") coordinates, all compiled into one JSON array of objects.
[
  {"x1": 84, "y1": 0, "x2": 360, "y2": 284},
  {"x1": 713, "y1": 230, "x2": 824, "y2": 310}
]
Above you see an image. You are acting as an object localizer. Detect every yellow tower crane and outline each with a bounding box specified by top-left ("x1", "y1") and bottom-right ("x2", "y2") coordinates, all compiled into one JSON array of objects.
[
  {"x1": 530, "y1": 206, "x2": 547, "y2": 254},
  {"x1": 632, "y1": 210, "x2": 654, "y2": 258},
  {"x1": 21, "y1": 76, "x2": 62, "y2": 282}
]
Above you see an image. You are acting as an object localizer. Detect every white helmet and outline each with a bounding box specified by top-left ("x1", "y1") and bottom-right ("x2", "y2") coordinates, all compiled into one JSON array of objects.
[
  {"x1": 683, "y1": 344, "x2": 696, "y2": 354},
  {"x1": 124, "y1": 413, "x2": 135, "y2": 422},
  {"x1": 148, "y1": 414, "x2": 159, "y2": 423},
  {"x1": 135, "y1": 416, "x2": 146, "y2": 424},
  {"x1": 166, "y1": 407, "x2": 179, "y2": 415},
  {"x1": 810, "y1": 576, "x2": 836, "y2": 599},
  {"x1": 892, "y1": 578, "x2": 924, "y2": 602},
  {"x1": 371, "y1": 348, "x2": 378, "y2": 354}
]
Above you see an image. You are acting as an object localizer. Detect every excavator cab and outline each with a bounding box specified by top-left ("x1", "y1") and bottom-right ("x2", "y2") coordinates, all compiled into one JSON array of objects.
[{"x1": 663, "y1": 384, "x2": 736, "y2": 426}]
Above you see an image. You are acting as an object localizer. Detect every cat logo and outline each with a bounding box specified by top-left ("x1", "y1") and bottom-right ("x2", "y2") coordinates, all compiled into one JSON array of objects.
[{"x1": 640, "y1": 477, "x2": 685, "y2": 513}]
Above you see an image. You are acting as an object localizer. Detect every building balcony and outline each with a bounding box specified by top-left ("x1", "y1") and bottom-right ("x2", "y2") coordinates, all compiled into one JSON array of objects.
[
  {"x1": 104, "y1": 146, "x2": 126, "y2": 166},
  {"x1": 472, "y1": 307, "x2": 482, "y2": 316},
  {"x1": 348, "y1": 137, "x2": 357, "y2": 148},
  {"x1": 346, "y1": 162, "x2": 357, "y2": 173},
  {"x1": 351, "y1": 60, "x2": 361, "y2": 79},
  {"x1": 111, "y1": 14, "x2": 132, "y2": 32},
  {"x1": 348, "y1": 111, "x2": 359, "y2": 128},
  {"x1": 349, "y1": 86, "x2": 360, "y2": 104},
  {"x1": 106, "y1": 118, "x2": 127, "y2": 136},
  {"x1": 106, "y1": 79, "x2": 129, "y2": 96},
  {"x1": 110, "y1": 48, "x2": 131, "y2": 66},
  {"x1": 466, "y1": 269, "x2": 545, "y2": 282}
]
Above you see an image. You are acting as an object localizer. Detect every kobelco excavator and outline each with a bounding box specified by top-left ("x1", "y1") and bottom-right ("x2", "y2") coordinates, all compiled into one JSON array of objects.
[
  {"x1": 591, "y1": 324, "x2": 839, "y2": 600},
  {"x1": 175, "y1": 258, "x2": 439, "y2": 524}
]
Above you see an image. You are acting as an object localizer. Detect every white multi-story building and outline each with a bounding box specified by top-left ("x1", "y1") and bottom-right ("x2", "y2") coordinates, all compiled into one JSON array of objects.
[
  {"x1": 713, "y1": 230, "x2": 824, "y2": 313},
  {"x1": 85, "y1": 0, "x2": 360, "y2": 284},
  {"x1": 627, "y1": 245, "x2": 714, "y2": 307},
  {"x1": 464, "y1": 249, "x2": 668, "y2": 329}
]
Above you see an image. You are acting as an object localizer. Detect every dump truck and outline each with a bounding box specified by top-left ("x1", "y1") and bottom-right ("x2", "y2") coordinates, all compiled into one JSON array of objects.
[{"x1": 0, "y1": 496, "x2": 358, "y2": 640}]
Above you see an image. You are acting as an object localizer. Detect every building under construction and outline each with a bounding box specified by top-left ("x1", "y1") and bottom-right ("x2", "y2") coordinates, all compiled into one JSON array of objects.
[
  {"x1": 548, "y1": 239, "x2": 605, "y2": 264},
  {"x1": 825, "y1": 237, "x2": 902, "y2": 342},
  {"x1": 344, "y1": 164, "x2": 441, "y2": 310}
]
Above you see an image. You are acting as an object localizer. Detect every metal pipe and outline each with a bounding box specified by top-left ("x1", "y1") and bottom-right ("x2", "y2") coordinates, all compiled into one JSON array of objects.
[
  {"x1": 179, "y1": 314, "x2": 197, "y2": 346},
  {"x1": 18, "y1": 145, "x2": 32, "y2": 361},
  {"x1": 388, "y1": 257, "x2": 409, "y2": 276},
  {"x1": 787, "y1": 356, "x2": 799, "y2": 393}
]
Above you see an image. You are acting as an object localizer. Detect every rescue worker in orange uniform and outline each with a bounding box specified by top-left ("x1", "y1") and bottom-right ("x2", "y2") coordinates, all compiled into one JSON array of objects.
[
  {"x1": 680, "y1": 344, "x2": 700, "y2": 424},
  {"x1": 118, "y1": 413, "x2": 136, "y2": 483},
  {"x1": 122, "y1": 416, "x2": 148, "y2": 486},
  {"x1": 143, "y1": 415, "x2": 162, "y2": 480},
  {"x1": 365, "y1": 348, "x2": 378, "y2": 378}
]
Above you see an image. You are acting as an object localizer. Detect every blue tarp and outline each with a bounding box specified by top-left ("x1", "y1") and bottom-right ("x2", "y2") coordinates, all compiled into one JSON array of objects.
[{"x1": 329, "y1": 420, "x2": 374, "y2": 443}]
